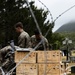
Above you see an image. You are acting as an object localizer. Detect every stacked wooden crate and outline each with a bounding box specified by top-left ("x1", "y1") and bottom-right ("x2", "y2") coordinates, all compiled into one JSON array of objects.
[
  {"x1": 38, "y1": 63, "x2": 61, "y2": 75},
  {"x1": 37, "y1": 50, "x2": 62, "y2": 75},
  {"x1": 16, "y1": 64, "x2": 38, "y2": 75},
  {"x1": 37, "y1": 50, "x2": 62, "y2": 63},
  {"x1": 15, "y1": 50, "x2": 62, "y2": 75},
  {"x1": 15, "y1": 51, "x2": 37, "y2": 75},
  {"x1": 61, "y1": 62, "x2": 69, "y2": 74}
]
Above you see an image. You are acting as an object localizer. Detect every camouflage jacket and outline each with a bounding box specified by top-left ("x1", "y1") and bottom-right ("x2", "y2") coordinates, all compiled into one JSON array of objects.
[
  {"x1": 31, "y1": 35, "x2": 49, "y2": 50},
  {"x1": 18, "y1": 31, "x2": 31, "y2": 48}
]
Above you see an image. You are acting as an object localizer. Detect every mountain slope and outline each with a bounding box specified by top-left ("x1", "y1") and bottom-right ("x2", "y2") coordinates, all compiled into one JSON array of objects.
[{"x1": 56, "y1": 22, "x2": 75, "y2": 32}]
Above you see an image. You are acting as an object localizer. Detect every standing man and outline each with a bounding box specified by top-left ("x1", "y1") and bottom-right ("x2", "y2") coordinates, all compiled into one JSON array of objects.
[
  {"x1": 31, "y1": 29, "x2": 49, "y2": 50},
  {"x1": 14, "y1": 22, "x2": 31, "y2": 48}
]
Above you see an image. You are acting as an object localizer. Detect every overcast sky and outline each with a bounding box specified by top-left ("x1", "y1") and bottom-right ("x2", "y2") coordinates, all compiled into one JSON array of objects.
[{"x1": 29, "y1": 0, "x2": 75, "y2": 32}]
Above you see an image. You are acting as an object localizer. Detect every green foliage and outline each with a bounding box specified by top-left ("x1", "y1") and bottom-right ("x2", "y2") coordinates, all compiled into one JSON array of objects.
[
  {"x1": 0, "y1": 0, "x2": 26, "y2": 46},
  {"x1": 0, "y1": 0, "x2": 53, "y2": 47},
  {"x1": 55, "y1": 21, "x2": 75, "y2": 49},
  {"x1": 59, "y1": 32, "x2": 75, "y2": 49},
  {"x1": 51, "y1": 33, "x2": 65, "y2": 49}
]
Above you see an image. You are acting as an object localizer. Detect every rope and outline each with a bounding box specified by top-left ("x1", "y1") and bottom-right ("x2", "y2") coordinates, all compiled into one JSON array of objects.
[
  {"x1": 26, "y1": 0, "x2": 47, "y2": 52},
  {"x1": 38, "y1": 0, "x2": 53, "y2": 23},
  {"x1": 26, "y1": 0, "x2": 42, "y2": 35},
  {"x1": 26, "y1": 1, "x2": 47, "y2": 75},
  {"x1": 6, "y1": 1, "x2": 75, "y2": 75},
  {"x1": 0, "y1": 67, "x2": 5, "y2": 75},
  {"x1": 44, "y1": 4, "x2": 75, "y2": 37},
  {"x1": 54, "y1": 4, "x2": 75, "y2": 22},
  {"x1": 6, "y1": 0, "x2": 47, "y2": 74}
]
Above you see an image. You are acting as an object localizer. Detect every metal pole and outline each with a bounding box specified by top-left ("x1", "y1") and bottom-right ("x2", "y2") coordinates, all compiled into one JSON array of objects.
[{"x1": 66, "y1": 40, "x2": 68, "y2": 61}]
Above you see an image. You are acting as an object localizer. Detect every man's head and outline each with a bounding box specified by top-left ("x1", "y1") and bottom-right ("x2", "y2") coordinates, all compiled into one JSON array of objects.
[
  {"x1": 34, "y1": 29, "x2": 41, "y2": 40},
  {"x1": 14, "y1": 22, "x2": 23, "y2": 33}
]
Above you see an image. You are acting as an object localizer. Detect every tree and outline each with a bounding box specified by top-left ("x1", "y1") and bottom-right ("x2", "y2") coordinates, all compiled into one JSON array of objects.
[
  {"x1": 0, "y1": 0, "x2": 53, "y2": 47},
  {"x1": 51, "y1": 33, "x2": 65, "y2": 49}
]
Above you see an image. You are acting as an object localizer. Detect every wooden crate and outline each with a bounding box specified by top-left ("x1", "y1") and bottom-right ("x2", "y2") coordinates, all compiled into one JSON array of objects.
[
  {"x1": 38, "y1": 63, "x2": 61, "y2": 75},
  {"x1": 16, "y1": 63, "x2": 38, "y2": 75},
  {"x1": 37, "y1": 50, "x2": 62, "y2": 63},
  {"x1": 60, "y1": 63, "x2": 65, "y2": 74},
  {"x1": 15, "y1": 51, "x2": 36, "y2": 63},
  {"x1": 61, "y1": 63, "x2": 69, "y2": 74}
]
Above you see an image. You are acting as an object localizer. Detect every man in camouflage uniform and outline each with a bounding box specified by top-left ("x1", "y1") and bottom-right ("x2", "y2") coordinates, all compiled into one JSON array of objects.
[
  {"x1": 0, "y1": 45, "x2": 20, "y2": 74},
  {"x1": 15, "y1": 22, "x2": 31, "y2": 48},
  {"x1": 0, "y1": 22, "x2": 31, "y2": 74},
  {"x1": 0, "y1": 46, "x2": 11, "y2": 63},
  {"x1": 0, "y1": 46, "x2": 15, "y2": 73},
  {"x1": 31, "y1": 29, "x2": 49, "y2": 50}
]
